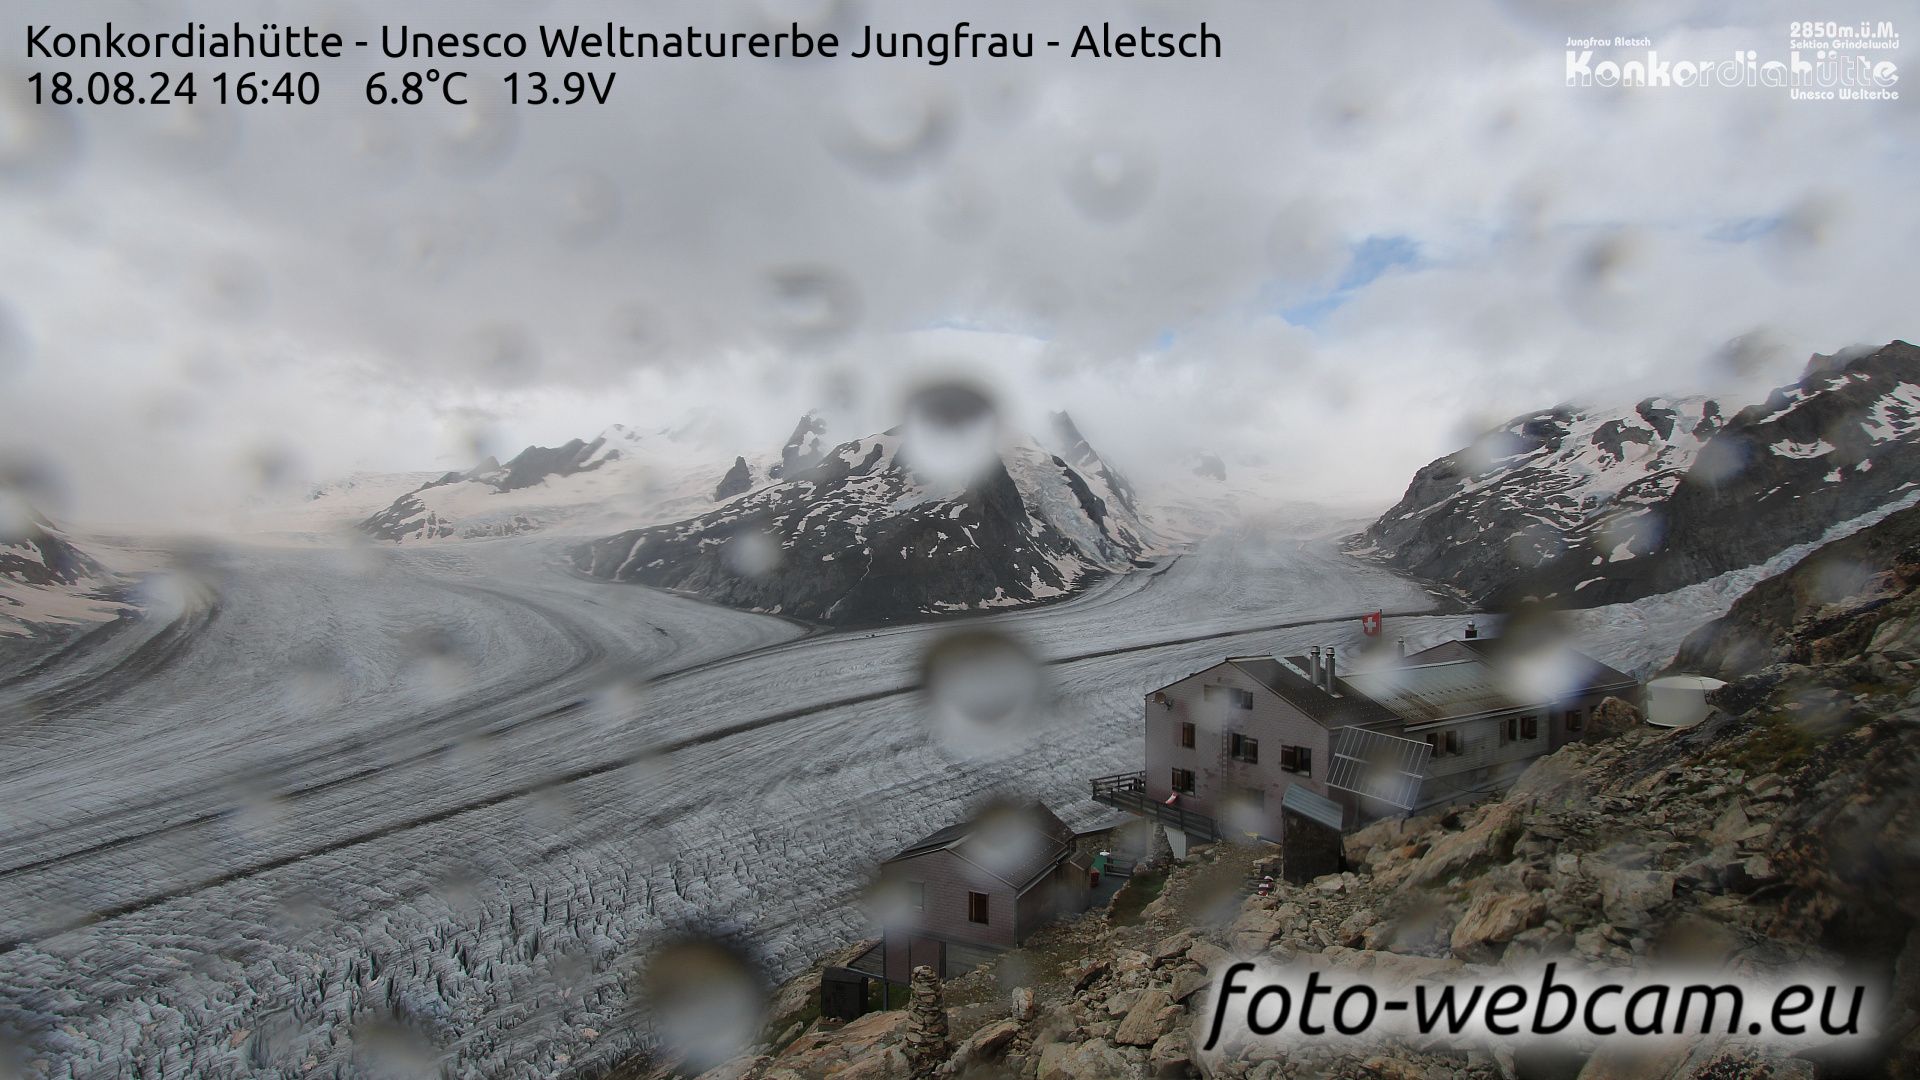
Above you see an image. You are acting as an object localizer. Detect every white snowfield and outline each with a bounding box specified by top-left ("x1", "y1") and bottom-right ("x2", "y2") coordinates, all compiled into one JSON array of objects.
[{"x1": 0, "y1": 501, "x2": 1767, "y2": 1077}]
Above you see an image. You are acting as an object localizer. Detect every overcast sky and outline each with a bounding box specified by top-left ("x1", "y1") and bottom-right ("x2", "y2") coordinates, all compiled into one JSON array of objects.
[{"x1": 2, "y1": 0, "x2": 1915, "y2": 523}]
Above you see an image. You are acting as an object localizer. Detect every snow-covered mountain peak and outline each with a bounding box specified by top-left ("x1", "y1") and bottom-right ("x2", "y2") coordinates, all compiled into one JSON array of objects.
[
  {"x1": 572, "y1": 417, "x2": 1158, "y2": 626},
  {"x1": 1356, "y1": 339, "x2": 1920, "y2": 607}
]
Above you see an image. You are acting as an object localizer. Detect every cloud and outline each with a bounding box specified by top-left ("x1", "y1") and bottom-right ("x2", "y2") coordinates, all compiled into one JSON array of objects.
[{"x1": 1, "y1": 0, "x2": 1914, "y2": 521}]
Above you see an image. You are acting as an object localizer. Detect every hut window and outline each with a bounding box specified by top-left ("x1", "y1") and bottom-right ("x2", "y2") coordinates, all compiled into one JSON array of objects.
[
  {"x1": 1230, "y1": 733, "x2": 1259, "y2": 763},
  {"x1": 1279, "y1": 745, "x2": 1311, "y2": 775},
  {"x1": 1171, "y1": 767, "x2": 1196, "y2": 794},
  {"x1": 1179, "y1": 722, "x2": 1196, "y2": 749},
  {"x1": 1567, "y1": 709, "x2": 1584, "y2": 732},
  {"x1": 1425, "y1": 733, "x2": 1441, "y2": 757},
  {"x1": 967, "y1": 892, "x2": 989, "y2": 924},
  {"x1": 1521, "y1": 715, "x2": 1539, "y2": 740},
  {"x1": 1445, "y1": 730, "x2": 1462, "y2": 754}
]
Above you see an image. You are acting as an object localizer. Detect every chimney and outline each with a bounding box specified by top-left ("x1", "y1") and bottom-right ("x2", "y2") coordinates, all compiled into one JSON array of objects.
[
  {"x1": 1324, "y1": 646, "x2": 1337, "y2": 691},
  {"x1": 1465, "y1": 621, "x2": 1478, "y2": 640},
  {"x1": 1396, "y1": 636, "x2": 1406, "y2": 658},
  {"x1": 1308, "y1": 646, "x2": 1321, "y2": 685}
]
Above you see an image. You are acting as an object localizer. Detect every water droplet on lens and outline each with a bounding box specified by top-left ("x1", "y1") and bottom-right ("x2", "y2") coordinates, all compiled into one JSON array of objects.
[
  {"x1": 0, "y1": 299, "x2": 31, "y2": 377},
  {"x1": 920, "y1": 629, "x2": 1043, "y2": 758},
  {"x1": 827, "y1": 84, "x2": 955, "y2": 180},
  {"x1": 759, "y1": 265, "x2": 861, "y2": 349},
  {"x1": 350, "y1": 1014, "x2": 444, "y2": 1079},
  {"x1": 435, "y1": 100, "x2": 518, "y2": 173},
  {"x1": 1061, "y1": 143, "x2": 1156, "y2": 223},
  {"x1": 723, "y1": 528, "x2": 783, "y2": 579},
  {"x1": 635, "y1": 938, "x2": 770, "y2": 1072},
  {"x1": 552, "y1": 170, "x2": 620, "y2": 244},
  {"x1": 901, "y1": 381, "x2": 1000, "y2": 490},
  {"x1": 0, "y1": 70, "x2": 81, "y2": 187}
]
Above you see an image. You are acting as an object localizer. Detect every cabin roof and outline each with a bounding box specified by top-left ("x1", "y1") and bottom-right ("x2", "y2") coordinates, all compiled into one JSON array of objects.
[
  {"x1": 1341, "y1": 643, "x2": 1637, "y2": 726},
  {"x1": 1221, "y1": 656, "x2": 1402, "y2": 728},
  {"x1": 1152, "y1": 633, "x2": 1635, "y2": 730},
  {"x1": 884, "y1": 802, "x2": 1076, "y2": 893}
]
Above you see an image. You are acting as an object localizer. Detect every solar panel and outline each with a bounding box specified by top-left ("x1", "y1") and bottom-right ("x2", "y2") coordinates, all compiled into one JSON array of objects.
[{"x1": 1325, "y1": 726, "x2": 1432, "y2": 810}]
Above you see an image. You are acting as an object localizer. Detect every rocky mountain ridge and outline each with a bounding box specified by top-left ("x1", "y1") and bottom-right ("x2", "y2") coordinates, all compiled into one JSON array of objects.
[
  {"x1": 1354, "y1": 340, "x2": 1920, "y2": 610},
  {"x1": 570, "y1": 417, "x2": 1157, "y2": 627}
]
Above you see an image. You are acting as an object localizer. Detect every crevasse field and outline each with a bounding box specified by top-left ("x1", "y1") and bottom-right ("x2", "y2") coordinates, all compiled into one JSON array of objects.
[{"x1": 0, "y1": 515, "x2": 1732, "y2": 1078}]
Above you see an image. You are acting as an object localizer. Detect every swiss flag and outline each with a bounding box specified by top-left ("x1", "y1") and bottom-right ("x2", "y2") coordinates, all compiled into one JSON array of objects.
[
  {"x1": 1164, "y1": 792, "x2": 1179, "y2": 806},
  {"x1": 1360, "y1": 611, "x2": 1383, "y2": 637}
]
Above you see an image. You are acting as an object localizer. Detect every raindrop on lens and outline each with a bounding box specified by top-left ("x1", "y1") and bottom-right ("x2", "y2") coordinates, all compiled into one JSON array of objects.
[
  {"x1": 901, "y1": 381, "x2": 1000, "y2": 490},
  {"x1": 0, "y1": 300, "x2": 30, "y2": 377},
  {"x1": 723, "y1": 528, "x2": 782, "y2": 579},
  {"x1": 0, "y1": 71, "x2": 81, "y2": 187},
  {"x1": 552, "y1": 170, "x2": 620, "y2": 244},
  {"x1": 759, "y1": 265, "x2": 861, "y2": 349},
  {"x1": 636, "y1": 938, "x2": 770, "y2": 1072},
  {"x1": 920, "y1": 629, "x2": 1043, "y2": 758},
  {"x1": 1061, "y1": 143, "x2": 1156, "y2": 223},
  {"x1": 827, "y1": 85, "x2": 955, "y2": 179}
]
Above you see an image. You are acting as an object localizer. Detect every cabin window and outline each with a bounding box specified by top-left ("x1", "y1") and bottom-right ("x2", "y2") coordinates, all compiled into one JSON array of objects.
[
  {"x1": 1444, "y1": 730, "x2": 1462, "y2": 754},
  {"x1": 1505, "y1": 717, "x2": 1518, "y2": 743},
  {"x1": 1230, "y1": 733, "x2": 1259, "y2": 763},
  {"x1": 1520, "y1": 715, "x2": 1539, "y2": 740},
  {"x1": 1425, "y1": 733, "x2": 1441, "y2": 757},
  {"x1": 1179, "y1": 722, "x2": 1196, "y2": 749},
  {"x1": 967, "y1": 891, "x2": 989, "y2": 924},
  {"x1": 1171, "y1": 767, "x2": 1196, "y2": 794},
  {"x1": 908, "y1": 881, "x2": 925, "y2": 911},
  {"x1": 1566, "y1": 708, "x2": 1584, "y2": 732},
  {"x1": 1239, "y1": 786, "x2": 1266, "y2": 809},
  {"x1": 1279, "y1": 745, "x2": 1311, "y2": 775}
]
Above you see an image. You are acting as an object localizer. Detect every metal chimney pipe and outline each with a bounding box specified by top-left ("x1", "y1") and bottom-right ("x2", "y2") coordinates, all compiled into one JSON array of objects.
[
  {"x1": 1324, "y1": 646, "x2": 1337, "y2": 691},
  {"x1": 1396, "y1": 636, "x2": 1407, "y2": 658},
  {"x1": 1308, "y1": 645, "x2": 1321, "y2": 685}
]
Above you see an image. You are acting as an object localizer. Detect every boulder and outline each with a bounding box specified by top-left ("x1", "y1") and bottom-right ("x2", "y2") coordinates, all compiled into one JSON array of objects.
[
  {"x1": 1148, "y1": 1029, "x2": 1194, "y2": 1077},
  {"x1": 1336, "y1": 909, "x2": 1378, "y2": 947},
  {"x1": 1150, "y1": 930, "x2": 1196, "y2": 964},
  {"x1": 1586, "y1": 696, "x2": 1644, "y2": 740},
  {"x1": 1186, "y1": 940, "x2": 1232, "y2": 973},
  {"x1": 1408, "y1": 802, "x2": 1525, "y2": 885},
  {"x1": 1449, "y1": 891, "x2": 1547, "y2": 961},
  {"x1": 1229, "y1": 908, "x2": 1283, "y2": 953},
  {"x1": 1037, "y1": 1039, "x2": 1136, "y2": 1080},
  {"x1": 1597, "y1": 868, "x2": 1674, "y2": 928},
  {"x1": 1114, "y1": 990, "x2": 1176, "y2": 1046},
  {"x1": 943, "y1": 1019, "x2": 1021, "y2": 1074},
  {"x1": 1073, "y1": 960, "x2": 1110, "y2": 992}
]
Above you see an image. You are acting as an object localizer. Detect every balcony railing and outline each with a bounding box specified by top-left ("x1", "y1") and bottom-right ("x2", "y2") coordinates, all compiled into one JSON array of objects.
[{"x1": 1090, "y1": 771, "x2": 1220, "y2": 841}]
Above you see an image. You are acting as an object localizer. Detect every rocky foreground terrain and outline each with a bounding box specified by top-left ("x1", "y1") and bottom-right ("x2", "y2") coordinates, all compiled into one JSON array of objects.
[{"x1": 638, "y1": 504, "x2": 1920, "y2": 1078}]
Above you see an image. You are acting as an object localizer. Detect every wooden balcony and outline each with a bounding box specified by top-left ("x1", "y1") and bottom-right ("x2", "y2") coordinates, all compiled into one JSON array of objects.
[{"x1": 1089, "y1": 771, "x2": 1219, "y2": 841}]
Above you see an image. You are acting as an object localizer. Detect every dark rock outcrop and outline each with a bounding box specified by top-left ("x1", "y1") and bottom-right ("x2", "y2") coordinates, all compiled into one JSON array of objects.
[
  {"x1": 713, "y1": 456, "x2": 753, "y2": 501},
  {"x1": 769, "y1": 412, "x2": 829, "y2": 480},
  {"x1": 572, "y1": 428, "x2": 1152, "y2": 627}
]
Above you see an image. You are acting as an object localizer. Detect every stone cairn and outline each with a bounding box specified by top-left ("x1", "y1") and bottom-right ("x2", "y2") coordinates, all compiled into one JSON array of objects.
[{"x1": 903, "y1": 964, "x2": 949, "y2": 1077}]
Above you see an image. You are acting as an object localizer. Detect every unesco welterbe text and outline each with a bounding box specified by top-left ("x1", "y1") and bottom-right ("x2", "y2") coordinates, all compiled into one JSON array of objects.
[{"x1": 26, "y1": 20, "x2": 1224, "y2": 65}]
